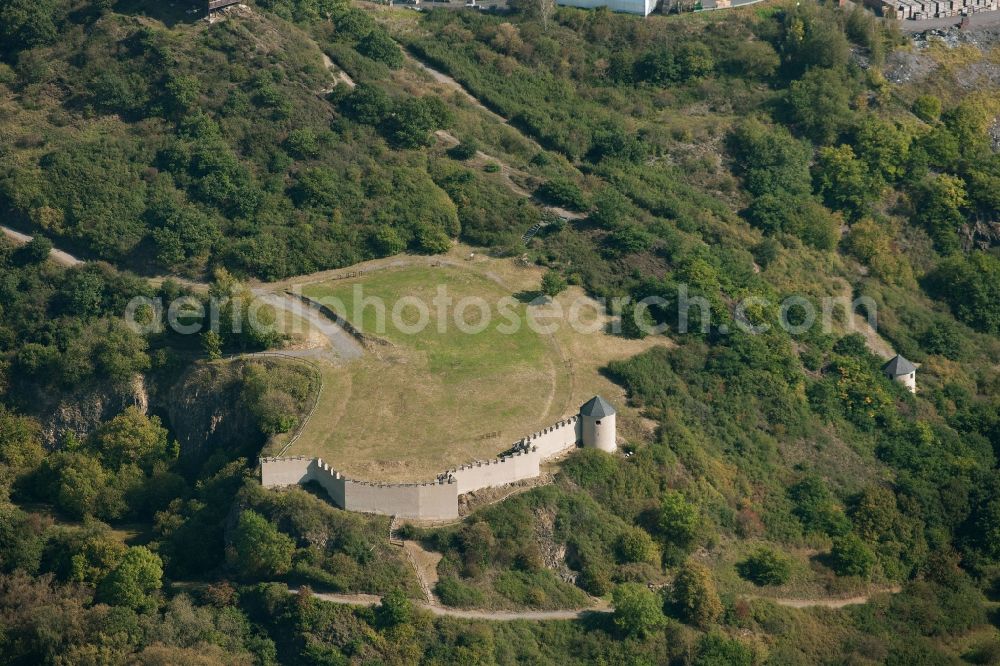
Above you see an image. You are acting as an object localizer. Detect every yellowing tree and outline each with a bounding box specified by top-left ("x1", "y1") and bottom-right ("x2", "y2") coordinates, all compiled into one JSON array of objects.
[{"x1": 672, "y1": 561, "x2": 723, "y2": 628}]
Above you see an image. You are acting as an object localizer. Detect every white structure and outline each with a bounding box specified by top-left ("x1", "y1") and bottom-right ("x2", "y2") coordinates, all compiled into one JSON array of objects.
[
  {"x1": 557, "y1": 0, "x2": 658, "y2": 16},
  {"x1": 884, "y1": 0, "x2": 998, "y2": 20},
  {"x1": 580, "y1": 395, "x2": 617, "y2": 452},
  {"x1": 883, "y1": 354, "x2": 917, "y2": 393},
  {"x1": 261, "y1": 396, "x2": 618, "y2": 519}
]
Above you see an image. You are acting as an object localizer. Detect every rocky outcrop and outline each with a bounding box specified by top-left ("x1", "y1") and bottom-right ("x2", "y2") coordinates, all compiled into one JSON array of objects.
[
  {"x1": 40, "y1": 374, "x2": 148, "y2": 448},
  {"x1": 162, "y1": 361, "x2": 261, "y2": 462}
]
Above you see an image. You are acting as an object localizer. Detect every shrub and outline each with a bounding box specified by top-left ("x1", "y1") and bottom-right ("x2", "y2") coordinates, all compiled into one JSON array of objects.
[
  {"x1": 435, "y1": 576, "x2": 485, "y2": 608},
  {"x1": 672, "y1": 561, "x2": 723, "y2": 627},
  {"x1": 616, "y1": 527, "x2": 657, "y2": 564},
  {"x1": 925, "y1": 252, "x2": 1000, "y2": 334},
  {"x1": 415, "y1": 225, "x2": 452, "y2": 254},
  {"x1": 737, "y1": 548, "x2": 791, "y2": 586},
  {"x1": 541, "y1": 270, "x2": 567, "y2": 298},
  {"x1": 536, "y1": 178, "x2": 587, "y2": 211},
  {"x1": 96, "y1": 546, "x2": 163, "y2": 611},
  {"x1": 448, "y1": 140, "x2": 479, "y2": 160},
  {"x1": 695, "y1": 633, "x2": 754, "y2": 666},
  {"x1": 829, "y1": 534, "x2": 875, "y2": 578},
  {"x1": 228, "y1": 510, "x2": 295, "y2": 578},
  {"x1": 658, "y1": 490, "x2": 700, "y2": 552},
  {"x1": 612, "y1": 583, "x2": 665, "y2": 637},
  {"x1": 357, "y1": 30, "x2": 403, "y2": 69}
]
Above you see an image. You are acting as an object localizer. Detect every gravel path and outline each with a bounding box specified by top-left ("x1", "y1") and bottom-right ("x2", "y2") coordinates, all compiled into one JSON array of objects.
[
  {"x1": 291, "y1": 586, "x2": 609, "y2": 621},
  {"x1": 1, "y1": 225, "x2": 84, "y2": 267},
  {"x1": 251, "y1": 289, "x2": 364, "y2": 362},
  {"x1": 294, "y1": 585, "x2": 897, "y2": 620}
]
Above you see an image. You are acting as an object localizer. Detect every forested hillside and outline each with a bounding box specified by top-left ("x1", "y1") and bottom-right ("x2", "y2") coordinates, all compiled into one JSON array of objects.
[{"x1": 0, "y1": 0, "x2": 998, "y2": 663}]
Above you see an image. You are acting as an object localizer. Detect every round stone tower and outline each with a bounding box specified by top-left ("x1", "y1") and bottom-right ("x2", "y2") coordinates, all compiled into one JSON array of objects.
[
  {"x1": 882, "y1": 354, "x2": 917, "y2": 393},
  {"x1": 580, "y1": 396, "x2": 616, "y2": 453}
]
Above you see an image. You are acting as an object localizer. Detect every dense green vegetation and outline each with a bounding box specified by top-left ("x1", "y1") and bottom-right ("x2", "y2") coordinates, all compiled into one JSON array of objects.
[{"x1": 0, "y1": 0, "x2": 998, "y2": 663}]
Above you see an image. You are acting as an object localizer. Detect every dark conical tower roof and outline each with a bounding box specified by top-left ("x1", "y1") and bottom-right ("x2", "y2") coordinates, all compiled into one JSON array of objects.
[
  {"x1": 580, "y1": 396, "x2": 615, "y2": 418},
  {"x1": 883, "y1": 354, "x2": 916, "y2": 376}
]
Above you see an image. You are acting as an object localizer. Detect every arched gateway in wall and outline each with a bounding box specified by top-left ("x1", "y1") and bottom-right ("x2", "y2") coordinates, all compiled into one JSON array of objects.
[{"x1": 260, "y1": 396, "x2": 618, "y2": 520}]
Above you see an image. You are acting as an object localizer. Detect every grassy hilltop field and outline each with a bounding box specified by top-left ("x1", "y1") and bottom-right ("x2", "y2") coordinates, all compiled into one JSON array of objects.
[
  {"x1": 276, "y1": 251, "x2": 664, "y2": 480},
  {"x1": 0, "y1": 0, "x2": 998, "y2": 663}
]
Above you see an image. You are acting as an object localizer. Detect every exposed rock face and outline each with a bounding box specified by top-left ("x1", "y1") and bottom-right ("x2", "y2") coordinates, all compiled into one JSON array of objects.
[
  {"x1": 162, "y1": 362, "x2": 261, "y2": 462},
  {"x1": 40, "y1": 374, "x2": 149, "y2": 448}
]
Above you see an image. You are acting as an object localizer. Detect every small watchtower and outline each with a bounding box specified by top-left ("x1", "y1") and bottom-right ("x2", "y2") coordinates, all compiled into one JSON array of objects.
[
  {"x1": 580, "y1": 396, "x2": 617, "y2": 453},
  {"x1": 883, "y1": 354, "x2": 917, "y2": 393}
]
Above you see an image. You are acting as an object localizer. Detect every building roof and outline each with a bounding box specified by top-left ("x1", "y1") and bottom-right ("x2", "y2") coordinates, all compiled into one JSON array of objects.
[
  {"x1": 883, "y1": 354, "x2": 917, "y2": 376},
  {"x1": 580, "y1": 396, "x2": 616, "y2": 418}
]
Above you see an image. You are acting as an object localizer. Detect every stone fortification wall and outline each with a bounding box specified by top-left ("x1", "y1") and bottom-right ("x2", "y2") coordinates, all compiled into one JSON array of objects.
[
  {"x1": 260, "y1": 456, "x2": 458, "y2": 520},
  {"x1": 522, "y1": 416, "x2": 581, "y2": 458},
  {"x1": 260, "y1": 414, "x2": 584, "y2": 519},
  {"x1": 451, "y1": 449, "x2": 541, "y2": 495}
]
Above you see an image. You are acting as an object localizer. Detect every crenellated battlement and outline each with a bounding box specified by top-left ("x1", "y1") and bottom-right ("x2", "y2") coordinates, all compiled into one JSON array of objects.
[{"x1": 260, "y1": 398, "x2": 611, "y2": 519}]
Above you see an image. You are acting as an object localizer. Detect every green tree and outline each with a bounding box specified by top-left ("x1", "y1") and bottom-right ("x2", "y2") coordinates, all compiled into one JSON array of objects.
[
  {"x1": 229, "y1": 510, "x2": 295, "y2": 578},
  {"x1": 844, "y1": 218, "x2": 911, "y2": 284},
  {"x1": 0, "y1": 506, "x2": 44, "y2": 574},
  {"x1": 677, "y1": 42, "x2": 715, "y2": 79},
  {"x1": 744, "y1": 194, "x2": 839, "y2": 250},
  {"x1": 540, "y1": 270, "x2": 567, "y2": 299},
  {"x1": 96, "y1": 546, "x2": 163, "y2": 611},
  {"x1": 202, "y1": 330, "x2": 223, "y2": 360},
  {"x1": 164, "y1": 74, "x2": 200, "y2": 117},
  {"x1": 912, "y1": 95, "x2": 942, "y2": 123},
  {"x1": 0, "y1": 0, "x2": 61, "y2": 60},
  {"x1": 415, "y1": 225, "x2": 452, "y2": 254},
  {"x1": 787, "y1": 67, "x2": 854, "y2": 144},
  {"x1": 672, "y1": 560, "x2": 723, "y2": 628},
  {"x1": 612, "y1": 583, "x2": 665, "y2": 637},
  {"x1": 0, "y1": 406, "x2": 44, "y2": 471},
  {"x1": 17, "y1": 236, "x2": 53, "y2": 265},
  {"x1": 728, "y1": 119, "x2": 812, "y2": 197},
  {"x1": 91, "y1": 407, "x2": 172, "y2": 472},
  {"x1": 37, "y1": 452, "x2": 125, "y2": 520},
  {"x1": 829, "y1": 533, "x2": 876, "y2": 578},
  {"x1": 616, "y1": 527, "x2": 657, "y2": 564},
  {"x1": 620, "y1": 300, "x2": 655, "y2": 340},
  {"x1": 370, "y1": 226, "x2": 406, "y2": 256},
  {"x1": 357, "y1": 30, "x2": 403, "y2": 69},
  {"x1": 814, "y1": 144, "x2": 878, "y2": 220},
  {"x1": 695, "y1": 633, "x2": 754, "y2": 666},
  {"x1": 70, "y1": 532, "x2": 128, "y2": 585},
  {"x1": 789, "y1": 476, "x2": 851, "y2": 536},
  {"x1": 850, "y1": 485, "x2": 901, "y2": 542},
  {"x1": 943, "y1": 100, "x2": 990, "y2": 159},
  {"x1": 285, "y1": 128, "x2": 321, "y2": 159},
  {"x1": 914, "y1": 174, "x2": 968, "y2": 254},
  {"x1": 341, "y1": 83, "x2": 391, "y2": 125},
  {"x1": 536, "y1": 178, "x2": 587, "y2": 211},
  {"x1": 384, "y1": 97, "x2": 441, "y2": 149},
  {"x1": 854, "y1": 116, "x2": 911, "y2": 183},
  {"x1": 737, "y1": 548, "x2": 791, "y2": 586},
  {"x1": 925, "y1": 252, "x2": 1000, "y2": 334},
  {"x1": 778, "y1": 5, "x2": 850, "y2": 74},
  {"x1": 448, "y1": 140, "x2": 479, "y2": 160},
  {"x1": 590, "y1": 188, "x2": 632, "y2": 228},
  {"x1": 377, "y1": 588, "x2": 411, "y2": 628},
  {"x1": 659, "y1": 490, "x2": 700, "y2": 552}
]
